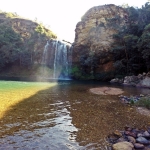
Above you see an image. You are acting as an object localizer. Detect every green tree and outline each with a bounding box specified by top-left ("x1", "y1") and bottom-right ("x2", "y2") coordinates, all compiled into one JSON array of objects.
[
  {"x1": 138, "y1": 24, "x2": 150, "y2": 71},
  {"x1": 0, "y1": 25, "x2": 23, "y2": 69}
]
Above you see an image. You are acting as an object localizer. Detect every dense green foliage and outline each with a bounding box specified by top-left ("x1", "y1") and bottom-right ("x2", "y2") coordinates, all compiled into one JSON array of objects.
[
  {"x1": 0, "y1": 12, "x2": 57, "y2": 71},
  {"x1": 35, "y1": 23, "x2": 57, "y2": 39},
  {"x1": 0, "y1": 25, "x2": 23, "y2": 68},
  {"x1": 135, "y1": 97, "x2": 150, "y2": 109},
  {"x1": 111, "y1": 2, "x2": 150, "y2": 76}
]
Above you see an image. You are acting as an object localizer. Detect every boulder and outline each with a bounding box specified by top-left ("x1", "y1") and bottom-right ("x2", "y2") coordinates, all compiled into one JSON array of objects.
[
  {"x1": 112, "y1": 141, "x2": 134, "y2": 150},
  {"x1": 89, "y1": 87, "x2": 124, "y2": 95},
  {"x1": 72, "y1": 4, "x2": 127, "y2": 79}
]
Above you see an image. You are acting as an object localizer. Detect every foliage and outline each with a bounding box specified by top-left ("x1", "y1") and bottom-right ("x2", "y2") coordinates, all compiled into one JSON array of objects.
[
  {"x1": 95, "y1": 71, "x2": 114, "y2": 81},
  {"x1": 70, "y1": 66, "x2": 82, "y2": 79},
  {"x1": 135, "y1": 97, "x2": 150, "y2": 109},
  {"x1": 0, "y1": 25, "x2": 23, "y2": 69},
  {"x1": 4, "y1": 12, "x2": 19, "y2": 18},
  {"x1": 35, "y1": 23, "x2": 57, "y2": 39},
  {"x1": 138, "y1": 24, "x2": 150, "y2": 71},
  {"x1": 111, "y1": 2, "x2": 150, "y2": 77},
  {"x1": 0, "y1": 10, "x2": 57, "y2": 72}
]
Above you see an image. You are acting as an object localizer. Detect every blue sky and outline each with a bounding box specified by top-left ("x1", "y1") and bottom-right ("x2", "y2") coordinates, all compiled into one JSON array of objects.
[{"x1": 0, "y1": 0, "x2": 149, "y2": 42}]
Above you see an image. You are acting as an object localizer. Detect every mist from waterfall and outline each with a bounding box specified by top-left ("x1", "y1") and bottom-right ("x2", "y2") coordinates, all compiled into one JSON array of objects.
[{"x1": 42, "y1": 39, "x2": 72, "y2": 80}]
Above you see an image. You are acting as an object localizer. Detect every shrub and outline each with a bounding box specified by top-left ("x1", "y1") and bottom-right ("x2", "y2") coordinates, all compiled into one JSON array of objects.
[
  {"x1": 35, "y1": 24, "x2": 57, "y2": 39},
  {"x1": 135, "y1": 97, "x2": 150, "y2": 109}
]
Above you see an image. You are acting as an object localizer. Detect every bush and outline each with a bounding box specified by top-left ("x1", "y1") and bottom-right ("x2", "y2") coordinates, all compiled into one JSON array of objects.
[
  {"x1": 35, "y1": 24, "x2": 57, "y2": 39},
  {"x1": 135, "y1": 97, "x2": 150, "y2": 109},
  {"x1": 70, "y1": 66, "x2": 82, "y2": 78}
]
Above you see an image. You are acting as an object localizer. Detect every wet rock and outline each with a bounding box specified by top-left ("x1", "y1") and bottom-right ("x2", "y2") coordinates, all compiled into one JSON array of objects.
[
  {"x1": 108, "y1": 127, "x2": 150, "y2": 149},
  {"x1": 138, "y1": 77, "x2": 150, "y2": 88},
  {"x1": 114, "y1": 72, "x2": 150, "y2": 88},
  {"x1": 134, "y1": 143, "x2": 145, "y2": 149},
  {"x1": 143, "y1": 131, "x2": 150, "y2": 138},
  {"x1": 89, "y1": 87, "x2": 124, "y2": 95},
  {"x1": 147, "y1": 72, "x2": 150, "y2": 77},
  {"x1": 124, "y1": 126, "x2": 132, "y2": 131},
  {"x1": 137, "y1": 133, "x2": 143, "y2": 137},
  {"x1": 112, "y1": 141, "x2": 134, "y2": 150},
  {"x1": 108, "y1": 134, "x2": 119, "y2": 144},
  {"x1": 136, "y1": 137, "x2": 149, "y2": 145},
  {"x1": 145, "y1": 145, "x2": 150, "y2": 150},
  {"x1": 117, "y1": 137, "x2": 126, "y2": 142},
  {"x1": 114, "y1": 130, "x2": 122, "y2": 137},
  {"x1": 124, "y1": 131, "x2": 137, "y2": 138},
  {"x1": 110, "y1": 78, "x2": 123, "y2": 84},
  {"x1": 147, "y1": 128, "x2": 150, "y2": 134},
  {"x1": 127, "y1": 136, "x2": 136, "y2": 144}
]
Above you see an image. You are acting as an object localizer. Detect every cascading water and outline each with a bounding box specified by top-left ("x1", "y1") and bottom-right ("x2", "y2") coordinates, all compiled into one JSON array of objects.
[
  {"x1": 42, "y1": 41, "x2": 49, "y2": 64},
  {"x1": 42, "y1": 39, "x2": 72, "y2": 79}
]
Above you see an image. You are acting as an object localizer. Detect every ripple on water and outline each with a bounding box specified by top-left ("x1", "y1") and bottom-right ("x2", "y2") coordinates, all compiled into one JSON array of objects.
[{"x1": 0, "y1": 81, "x2": 150, "y2": 149}]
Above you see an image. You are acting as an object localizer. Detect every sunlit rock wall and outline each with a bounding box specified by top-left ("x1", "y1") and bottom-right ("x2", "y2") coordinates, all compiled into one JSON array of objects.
[{"x1": 72, "y1": 4, "x2": 127, "y2": 80}]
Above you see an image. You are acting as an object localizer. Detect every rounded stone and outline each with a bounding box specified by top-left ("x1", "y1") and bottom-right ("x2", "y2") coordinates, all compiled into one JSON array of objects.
[
  {"x1": 134, "y1": 143, "x2": 145, "y2": 149},
  {"x1": 112, "y1": 141, "x2": 134, "y2": 150},
  {"x1": 127, "y1": 136, "x2": 136, "y2": 144},
  {"x1": 136, "y1": 137, "x2": 149, "y2": 145},
  {"x1": 89, "y1": 87, "x2": 124, "y2": 95}
]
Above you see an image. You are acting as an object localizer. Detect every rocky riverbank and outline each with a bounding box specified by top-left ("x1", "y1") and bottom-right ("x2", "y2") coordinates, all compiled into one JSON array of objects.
[
  {"x1": 110, "y1": 72, "x2": 150, "y2": 88},
  {"x1": 119, "y1": 94, "x2": 150, "y2": 105},
  {"x1": 108, "y1": 126, "x2": 150, "y2": 150}
]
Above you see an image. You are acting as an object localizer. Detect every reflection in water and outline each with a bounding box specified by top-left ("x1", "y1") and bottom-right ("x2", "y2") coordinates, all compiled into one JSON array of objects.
[{"x1": 0, "y1": 81, "x2": 150, "y2": 149}]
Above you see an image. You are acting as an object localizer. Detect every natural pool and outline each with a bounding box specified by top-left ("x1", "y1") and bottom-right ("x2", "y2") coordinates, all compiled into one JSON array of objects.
[{"x1": 0, "y1": 80, "x2": 150, "y2": 150}]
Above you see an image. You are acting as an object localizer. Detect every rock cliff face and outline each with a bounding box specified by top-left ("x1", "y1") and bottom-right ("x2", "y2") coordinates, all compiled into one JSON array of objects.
[
  {"x1": 0, "y1": 12, "x2": 59, "y2": 78},
  {"x1": 72, "y1": 4, "x2": 127, "y2": 80},
  {"x1": 0, "y1": 12, "x2": 57, "y2": 65}
]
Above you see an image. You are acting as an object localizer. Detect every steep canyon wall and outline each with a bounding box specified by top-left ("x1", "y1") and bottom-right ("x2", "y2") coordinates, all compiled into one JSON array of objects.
[{"x1": 72, "y1": 4, "x2": 127, "y2": 80}]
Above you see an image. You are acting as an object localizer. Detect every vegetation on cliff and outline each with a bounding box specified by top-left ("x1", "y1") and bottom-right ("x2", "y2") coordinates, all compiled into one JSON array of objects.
[
  {"x1": 72, "y1": 3, "x2": 150, "y2": 80},
  {"x1": 111, "y1": 2, "x2": 150, "y2": 77},
  {"x1": 0, "y1": 11, "x2": 57, "y2": 75}
]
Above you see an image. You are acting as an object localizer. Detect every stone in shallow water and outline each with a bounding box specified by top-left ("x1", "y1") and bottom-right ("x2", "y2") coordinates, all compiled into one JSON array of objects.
[
  {"x1": 136, "y1": 137, "x2": 149, "y2": 145},
  {"x1": 124, "y1": 131, "x2": 137, "y2": 138},
  {"x1": 114, "y1": 130, "x2": 122, "y2": 137},
  {"x1": 117, "y1": 137, "x2": 126, "y2": 142},
  {"x1": 112, "y1": 141, "x2": 134, "y2": 150},
  {"x1": 143, "y1": 131, "x2": 150, "y2": 138},
  {"x1": 89, "y1": 87, "x2": 124, "y2": 95},
  {"x1": 127, "y1": 136, "x2": 136, "y2": 144},
  {"x1": 134, "y1": 143, "x2": 144, "y2": 149}
]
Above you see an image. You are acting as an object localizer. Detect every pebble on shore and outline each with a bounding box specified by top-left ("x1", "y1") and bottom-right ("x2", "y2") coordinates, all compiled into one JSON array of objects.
[{"x1": 108, "y1": 126, "x2": 150, "y2": 150}]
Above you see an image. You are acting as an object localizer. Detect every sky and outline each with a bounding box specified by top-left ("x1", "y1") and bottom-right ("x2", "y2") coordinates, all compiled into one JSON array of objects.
[{"x1": 0, "y1": 0, "x2": 149, "y2": 42}]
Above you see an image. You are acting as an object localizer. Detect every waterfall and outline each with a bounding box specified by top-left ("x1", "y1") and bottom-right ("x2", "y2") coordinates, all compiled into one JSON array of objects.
[
  {"x1": 42, "y1": 39, "x2": 72, "y2": 79},
  {"x1": 53, "y1": 40, "x2": 58, "y2": 78},
  {"x1": 42, "y1": 41, "x2": 49, "y2": 64}
]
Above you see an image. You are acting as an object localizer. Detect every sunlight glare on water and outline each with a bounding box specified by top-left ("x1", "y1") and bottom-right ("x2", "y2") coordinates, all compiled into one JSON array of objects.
[{"x1": 0, "y1": 81, "x2": 150, "y2": 149}]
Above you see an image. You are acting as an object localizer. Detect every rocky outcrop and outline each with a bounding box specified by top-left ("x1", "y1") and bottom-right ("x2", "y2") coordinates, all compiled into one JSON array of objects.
[
  {"x1": 0, "y1": 12, "x2": 57, "y2": 65},
  {"x1": 110, "y1": 72, "x2": 150, "y2": 88},
  {"x1": 72, "y1": 4, "x2": 127, "y2": 80}
]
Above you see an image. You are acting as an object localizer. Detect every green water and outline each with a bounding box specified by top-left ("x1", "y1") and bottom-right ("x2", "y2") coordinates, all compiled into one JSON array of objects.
[{"x1": 0, "y1": 80, "x2": 150, "y2": 150}]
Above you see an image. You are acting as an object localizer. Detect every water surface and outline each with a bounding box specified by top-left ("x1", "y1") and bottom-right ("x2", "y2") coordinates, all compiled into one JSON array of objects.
[{"x1": 0, "y1": 80, "x2": 150, "y2": 150}]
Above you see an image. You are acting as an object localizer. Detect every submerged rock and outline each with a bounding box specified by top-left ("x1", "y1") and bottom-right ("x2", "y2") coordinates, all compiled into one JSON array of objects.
[
  {"x1": 136, "y1": 137, "x2": 149, "y2": 145},
  {"x1": 108, "y1": 126, "x2": 150, "y2": 150},
  {"x1": 112, "y1": 141, "x2": 134, "y2": 150},
  {"x1": 89, "y1": 87, "x2": 124, "y2": 95},
  {"x1": 134, "y1": 143, "x2": 145, "y2": 149}
]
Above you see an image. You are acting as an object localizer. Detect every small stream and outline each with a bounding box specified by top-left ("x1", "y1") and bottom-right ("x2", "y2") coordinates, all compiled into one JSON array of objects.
[{"x1": 0, "y1": 81, "x2": 150, "y2": 150}]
